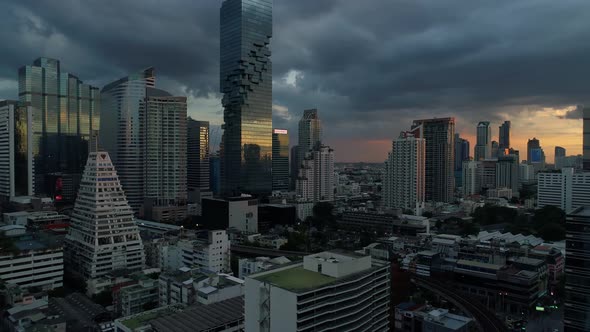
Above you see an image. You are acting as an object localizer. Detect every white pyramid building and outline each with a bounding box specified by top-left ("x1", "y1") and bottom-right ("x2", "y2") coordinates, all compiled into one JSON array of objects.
[{"x1": 65, "y1": 152, "x2": 145, "y2": 280}]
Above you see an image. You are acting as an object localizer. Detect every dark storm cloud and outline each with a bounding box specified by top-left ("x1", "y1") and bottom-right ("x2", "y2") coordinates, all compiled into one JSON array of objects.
[{"x1": 1, "y1": 0, "x2": 589, "y2": 144}]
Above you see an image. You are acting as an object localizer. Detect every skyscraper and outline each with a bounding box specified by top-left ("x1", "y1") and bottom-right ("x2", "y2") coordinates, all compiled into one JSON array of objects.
[
  {"x1": 100, "y1": 68, "x2": 155, "y2": 211},
  {"x1": 220, "y1": 0, "x2": 273, "y2": 196},
  {"x1": 527, "y1": 137, "x2": 545, "y2": 171},
  {"x1": 584, "y1": 108, "x2": 590, "y2": 171},
  {"x1": 454, "y1": 133, "x2": 470, "y2": 188},
  {"x1": 474, "y1": 121, "x2": 491, "y2": 161},
  {"x1": 555, "y1": 146, "x2": 566, "y2": 159},
  {"x1": 295, "y1": 109, "x2": 322, "y2": 188},
  {"x1": 384, "y1": 132, "x2": 425, "y2": 214},
  {"x1": 272, "y1": 129, "x2": 289, "y2": 191},
  {"x1": 65, "y1": 152, "x2": 145, "y2": 281},
  {"x1": 296, "y1": 145, "x2": 334, "y2": 202},
  {"x1": 0, "y1": 101, "x2": 33, "y2": 199},
  {"x1": 411, "y1": 117, "x2": 455, "y2": 203},
  {"x1": 499, "y1": 120, "x2": 511, "y2": 150},
  {"x1": 187, "y1": 119, "x2": 210, "y2": 191},
  {"x1": 142, "y1": 88, "x2": 187, "y2": 223},
  {"x1": 18, "y1": 57, "x2": 100, "y2": 197},
  {"x1": 555, "y1": 146, "x2": 566, "y2": 170},
  {"x1": 491, "y1": 140, "x2": 499, "y2": 159},
  {"x1": 290, "y1": 145, "x2": 300, "y2": 190},
  {"x1": 496, "y1": 155, "x2": 519, "y2": 197},
  {"x1": 462, "y1": 160, "x2": 481, "y2": 197}
]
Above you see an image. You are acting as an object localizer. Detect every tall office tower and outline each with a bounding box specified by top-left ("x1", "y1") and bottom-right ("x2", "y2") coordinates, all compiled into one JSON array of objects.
[
  {"x1": 65, "y1": 152, "x2": 145, "y2": 281},
  {"x1": 18, "y1": 57, "x2": 100, "y2": 197},
  {"x1": 296, "y1": 145, "x2": 334, "y2": 202},
  {"x1": 187, "y1": 118, "x2": 210, "y2": 191},
  {"x1": 564, "y1": 206, "x2": 590, "y2": 331},
  {"x1": 454, "y1": 133, "x2": 470, "y2": 188},
  {"x1": 100, "y1": 68, "x2": 155, "y2": 211},
  {"x1": 555, "y1": 146, "x2": 566, "y2": 159},
  {"x1": 527, "y1": 137, "x2": 545, "y2": 171},
  {"x1": 210, "y1": 153, "x2": 221, "y2": 195},
  {"x1": 142, "y1": 88, "x2": 187, "y2": 223},
  {"x1": 462, "y1": 160, "x2": 481, "y2": 197},
  {"x1": 290, "y1": 145, "x2": 300, "y2": 190},
  {"x1": 0, "y1": 101, "x2": 33, "y2": 199},
  {"x1": 499, "y1": 120, "x2": 511, "y2": 150},
  {"x1": 220, "y1": 0, "x2": 273, "y2": 196},
  {"x1": 298, "y1": 109, "x2": 322, "y2": 157},
  {"x1": 271, "y1": 129, "x2": 289, "y2": 191},
  {"x1": 537, "y1": 168, "x2": 590, "y2": 213},
  {"x1": 496, "y1": 155, "x2": 519, "y2": 197},
  {"x1": 411, "y1": 117, "x2": 455, "y2": 203},
  {"x1": 474, "y1": 121, "x2": 492, "y2": 161},
  {"x1": 491, "y1": 140, "x2": 499, "y2": 158},
  {"x1": 383, "y1": 132, "x2": 425, "y2": 214},
  {"x1": 245, "y1": 251, "x2": 390, "y2": 332},
  {"x1": 555, "y1": 146, "x2": 566, "y2": 170},
  {"x1": 585, "y1": 108, "x2": 590, "y2": 171}
]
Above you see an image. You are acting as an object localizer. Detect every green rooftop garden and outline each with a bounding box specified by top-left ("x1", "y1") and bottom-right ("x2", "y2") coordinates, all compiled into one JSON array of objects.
[
  {"x1": 121, "y1": 306, "x2": 180, "y2": 330},
  {"x1": 255, "y1": 267, "x2": 337, "y2": 292}
]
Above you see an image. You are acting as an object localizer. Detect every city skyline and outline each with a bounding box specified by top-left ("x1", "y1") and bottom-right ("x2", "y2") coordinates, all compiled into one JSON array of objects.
[{"x1": 0, "y1": 1, "x2": 588, "y2": 164}]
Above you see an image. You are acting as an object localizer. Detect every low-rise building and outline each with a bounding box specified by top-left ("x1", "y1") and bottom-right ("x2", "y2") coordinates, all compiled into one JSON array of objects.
[
  {"x1": 177, "y1": 230, "x2": 231, "y2": 273},
  {"x1": 238, "y1": 256, "x2": 291, "y2": 279},
  {"x1": 119, "y1": 277, "x2": 159, "y2": 317},
  {"x1": 395, "y1": 303, "x2": 473, "y2": 332},
  {"x1": 202, "y1": 196, "x2": 258, "y2": 232},
  {"x1": 159, "y1": 268, "x2": 243, "y2": 306}
]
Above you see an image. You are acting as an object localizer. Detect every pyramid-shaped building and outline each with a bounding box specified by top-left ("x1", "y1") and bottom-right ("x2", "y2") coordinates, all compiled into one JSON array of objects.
[{"x1": 65, "y1": 152, "x2": 145, "y2": 280}]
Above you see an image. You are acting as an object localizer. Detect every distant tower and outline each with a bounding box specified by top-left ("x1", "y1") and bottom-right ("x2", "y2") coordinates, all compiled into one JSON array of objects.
[
  {"x1": 65, "y1": 152, "x2": 145, "y2": 281},
  {"x1": 298, "y1": 109, "x2": 322, "y2": 157},
  {"x1": 454, "y1": 133, "x2": 470, "y2": 188},
  {"x1": 475, "y1": 121, "x2": 492, "y2": 161},
  {"x1": 584, "y1": 108, "x2": 590, "y2": 171},
  {"x1": 499, "y1": 121, "x2": 511, "y2": 150},
  {"x1": 272, "y1": 129, "x2": 290, "y2": 191},
  {"x1": 384, "y1": 132, "x2": 425, "y2": 214},
  {"x1": 187, "y1": 119, "x2": 210, "y2": 192},
  {"x1": 296, "y1": 145, "x2": 334, "y2": 202}
]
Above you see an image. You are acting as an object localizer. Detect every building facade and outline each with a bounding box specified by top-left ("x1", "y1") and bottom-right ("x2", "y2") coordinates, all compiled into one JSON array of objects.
[
  {"x1": 537, "y1": 168, "x2": 590, "y2": 213},
  {"x1": 18, "y1": 57, "x2": 100, "y2": 198},
  {"x1": 584, "y1": 108, "x2": 590, "y2": 171},
  {"x1": 297, "y1": 109, "x2": 322, "y2": 160},
  {"x1": 187, "y1": 118, "x2": 210, "y2": 192},
  {"x1": 296, "y1": 145, "x2": 334, "y2": 202},
  {"x1": 272, "y1": 129, "x2": 289, "y2": 191},
  {"x1": 384, "y1": 132, "x2": 425, "y2": 214},
  {"x1": 64, "y1": 152, "x2": 145, "y2": 280},
  {"x1": 411, "y1": 118, "x2": 455, "y2": 203},
  {"x1": 499, "y1": 120, "x2": 511, "y2": 150},
  {"x1": 496, "y1": 155, "x2": 519, "y2": 197},
  {"x1": 474, "y1": 121, "x2": 492, "y2": 161},
  {"x1": 462, "y1": 161, "x2": 481, "y2": 197},
  {"x1": 454, "y1": 133, "x2": 470, "y2": 189},
  {"x1": 177, "y1": 231, "x2": 231, "y2": 273},
  {"x1": 220, "y1": 0, "x2": 273, "y2": 196},
  {"x1": 0, "y1": 101, "x2": 33, "y2": 200}
]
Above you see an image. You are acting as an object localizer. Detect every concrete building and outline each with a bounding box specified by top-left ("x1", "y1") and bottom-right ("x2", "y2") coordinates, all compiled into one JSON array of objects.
[
  {"x1": 584, "y1": 108, "x2": 590, "y2": 171},
  {"x1": 245, "y1": 251, "x2": 390, "y2": 332},
  {"x1": 119, "y1": 277, "x2": 159, "y2": 317},
  {"x1": 462, "y1": 160, "x2": 481, "y2": 197},
  {"x1": 238, "y1": 256, "x2": 291, "y2": 279},
  {"x1": 395, "y1": 303, "x2": 473, "y2": 332},
  {"x1": 159, "y1": 268, "x2": 243, "y2": 306},
  {"x1": 474, "y1": 121, "x2": 492, "y2": 161},
  {"x1": 0, "y1": 230, "x2": 63, "y2": 290},
  {"x1": 564, "y1": 206, "x2": 590, "y2": 331},
  {"x1": 272, "y1": 129, "x2": 290, "y2": 191},
  {"x1": 187, "y1": 118, "x2": 210, "y2": 192},
  {"x1": 537, "y1": 168, "x2": 590, "y2": 213},
  {"x1": 202, "y1": 196, "x2": 258, "y2": 233},
  {"x1": 383, "y1": 131, "x2": 425, "y2": 214},
  {"x1": 0, "y1": 101, "x2": 33, "y2": 201},
  {"x1": 480, "y1": 159, "x2": 497, "y2": 190},
  {"x1": 297, "y1": 109, "x2": 322, "y2": 161},
  {"x1": 454, "y1": 133, "x2": 470, "y2": 189},
  {"x1": 411, "y1": 117, "x2": 455, "y2": 203},
  {"x1": 499, "y1": 120, "x2": 511, "y2": 150},
  {"x1": 64, "y1": 152, "x2": 145, "y2": 281},
  {"x1": 527, "y1": 137, "x2": 545, "y2": 171},
  {"x1": 296, "y1": 145, "x2": 335, "y2": 202},
  {"x1": 174, "y1": 231, "x2": 231, "y2": 273},
  {"x1": 519, "y1": 163, "x2": 536, "y2": 184},
  {"x1": 496, "y1": 155, "x2": 519, "y2": 197}
]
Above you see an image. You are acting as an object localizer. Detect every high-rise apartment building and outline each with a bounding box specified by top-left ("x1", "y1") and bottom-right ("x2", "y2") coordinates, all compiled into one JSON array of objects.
[
  {"x1": 298, "y1": 109, "x2": 322, "y2": 158},
  {"x1": 272, "y1": 129, "x2": 289, "y2": 191},
  {"x1": 187, "y1": 119, "x2": 210, "y2": 192},
  {"x1": 474, "y1": 121, "x2": 492, "y2": 161},
  {"x1": 526, "y1": 137, "x2": 546, "y2": 170},
  {"x1": 462, "y1": 160, "x2": 481, "y2": 197},
  {"x1": 290, "y1": 145, "x2": 300, "y2": 190},
  {"x1": 496, "y1": 155, "x2": 519, "y2": 197},
  {"x1": 564, "y1": 206, "x2": 590, "y2": 331},
  {"x1": 0, "y1": 101, "x2": 33, "y2": 199},
  {"x1": 100, "y1": 68, "x2": 155, "y2": 211},
  {"x1": 384, "y1": 132, "x2": 425, "y2": 214},
  {"x1": 142, "y1": 88, "x2": 187, "y2": 223},
  {"x1": 220, "y1": 0, "x2": 273, "y2": 196},
  {"x1": 555, "y1": 146, "x2": 566, "y2": 160},
  {"x1": 584, "y1": 108, "x2": 590, "y2": 171},
  {"x1": 18, "y1": 57, "x2": 100, "y2": 197},
  {"x1": 499, "y1": 120, "x2": 511, "y2": 150},
  {"x1": 411, "y1": 117, "x2": 455, "y2": 203},
  {"x1": 491, "y1": 140, "x2": 499, "y2": 159},
  {"x1": 537, "y1": 168, "x2": 590, "y2": 213},
  {"x1": 454, "y1": 133, "x2": 470, "y2": 188},
  {"x1": 65, "y1": 152, "x2": 145, "y2": 281},
  {"x1": 245, "y1": 251, "x2": 390, "y2": 332},
  {"x1": 296, "y1": 145, "x2": 334, "y2": 202}
]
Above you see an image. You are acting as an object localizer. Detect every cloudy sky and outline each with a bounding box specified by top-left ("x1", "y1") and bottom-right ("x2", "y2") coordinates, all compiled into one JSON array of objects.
[{"x1": 1, "y1": 0, "x2": 589, "y2": 162}]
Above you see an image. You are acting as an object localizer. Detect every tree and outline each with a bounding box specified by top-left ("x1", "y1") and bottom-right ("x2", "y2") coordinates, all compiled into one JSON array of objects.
[
  {"x1": 310, "y1": 202, "x2": 336, "y2": 230},
  {"x1": 92, "y1": 290, "x2": 113, "y2": 307},
  {"x1": 533, "y1": 205, "x2": 565, "y2": 230},
  {"x1": 537, "y1": 223, "x2": 566, "y2": 242}
]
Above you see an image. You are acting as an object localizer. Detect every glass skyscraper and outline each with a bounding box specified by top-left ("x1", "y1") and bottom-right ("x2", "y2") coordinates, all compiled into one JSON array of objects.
[
  {"x1": 220, "y1": 0, "x2": 273, "y2": 196},
  {"x1": 272, "y1": 128, "x2": 289, "y2": 191},
  {"x1": 188, "y1": 118, "x2": 210, "y2": 192},
  {"x1": 18, "y1": 57, "x2": 99, "y2": 197}
]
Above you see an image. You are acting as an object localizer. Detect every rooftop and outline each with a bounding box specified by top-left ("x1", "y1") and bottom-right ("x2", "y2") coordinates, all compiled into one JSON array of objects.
[
  {"x1": 254, "y1": 266, "x2": 337, "y2": 291},
  {"x1": 119, "y1": 305, "x2": 184, "y2": 330}
]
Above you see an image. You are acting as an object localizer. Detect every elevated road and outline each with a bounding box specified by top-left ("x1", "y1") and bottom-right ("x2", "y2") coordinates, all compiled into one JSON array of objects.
[
  {"x1": 412, "y1": 276, "x2": 507, "y2": 332},
  {"x1": 230, "y1": 245, "x2": 310, "y2": 257}
]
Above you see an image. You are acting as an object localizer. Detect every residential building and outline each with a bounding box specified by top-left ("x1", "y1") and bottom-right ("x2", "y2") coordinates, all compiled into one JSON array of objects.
[
  {"x1": 238, "y1": 256, "x2": 291, "y2": 278},
  {"x1": 0, "y1": 101, "x2": 33, "y2": 200},
  {"x1": 454, "y1": 133, "x2": 470, "y2": 188},
  {"x1": 584, "y1": 108, "x2": 590, "y2": 171},
  {"x1": 564, "y1": 206, "x2": 590, "y2": 331},
  {"x1": 395, "y1": 303, "x2": 473, "y2": 332},
  {"x1": 555, "y1": 146, "x2": 566, "y2": 163},
  {"x1": 474, "y1": 121, "x2": 492, "y2": 161},
  {"x1": 210, "y1": 153, "x2": 221, "y2": 195},
  {"x1": 480, "y1": 159, "x2": 497, "y2": 190},
  {"x1": 18, "y1": 57, "x2": 100, "y2": 198},
  {"x1": 297, "y1": 108, "x2": 322, "y2": 160},
  {"x1": 527, "y1": 138, "x2": 545, "y2": 171},
  {"x1": 175, "y1": 231, "x2": 231, "y2": 273},
  {"x1": 220, "y1": 0, "x2": 273, "y2": 196},
  {"x1": 556, "y1": 154, "x2": 583, "y2": 171},
  {"x1": 519, "y1": 163, "x2": 536, "y2": 184},
  {"x1": 383, "y1": 131, "x2": 425, "y2": 214},
  {"x1": 496, "y1": 155, "x2": 519, "y2": 197},
  {"x1": 119, "y1": 277, "x2": 159, "y2": 317},
  {"x1": 202, "y1": 196, "x2": 258, "y2": 232},
  {"x1": 100, "y1": 68, "x2": 155, "y2": 211},
  {"x1": 491, "y1": 140, "x2": 499, "y2": 159},
  {"x1": 499, "y1": 120, "x2": 511, "y2": 150},
  {"x1": 187, "y1": 118, "x2": 210, "y2": 194},
  {"x1": 290, "y1": 145, "x2": 300, "y2": 190},
  {"x1": 245, "y1": 251, "x2": 390, "y2": 332},
  {"x1": 272, "y1": 129, "x2": 290, "y2": 191},
  {"x1": 64, "y1": 152, "x2": 145, "y2": 281},
  {"x1": 537, "y1": 168, "x2": 590, "y2": 213},
  {"x1": 411, "y1": 117, "x2": 455, "y2": 203},
  {"x1": 462, "y1": 160, "x2": 481, "y2": 197},
  {"x1": 296, "y1": 145, "x2": 334, "y2": 202},
  {"x1": 0, "y1": 229, "x2": 63, "y2": 290}
]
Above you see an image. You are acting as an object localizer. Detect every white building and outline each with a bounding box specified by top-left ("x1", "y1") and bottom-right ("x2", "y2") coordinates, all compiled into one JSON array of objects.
[
  {"x1": 537, "y1": 168, "x2": 590, "y2": 213},
  {"x1": 176, "y1": 230, "x2": 231, "y2": 273},
  {"x1": 519, "y1": 163, "x2": 536, "y2": 184},
  {"x1": 383, "y1": 132, "x2": 425, "y2": 214},
  {"x1": 296, "y1": 145, "x2": 334, "y2": 202},
  {"x1": 0, "y1": 100, "x2": 33, "y2": 200},
  {"x1": 462, "y1": 160, "x2": 481, "y2": 197},
  {"x1": 238, "y1": 256, "x2": 291, "y2": 279},
  {"x1": 64, "y1": 152, "x2": 145, "y2": 281},
  {"x1": 245, "y1": 251, "x2": 390, "y2": 332}
]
